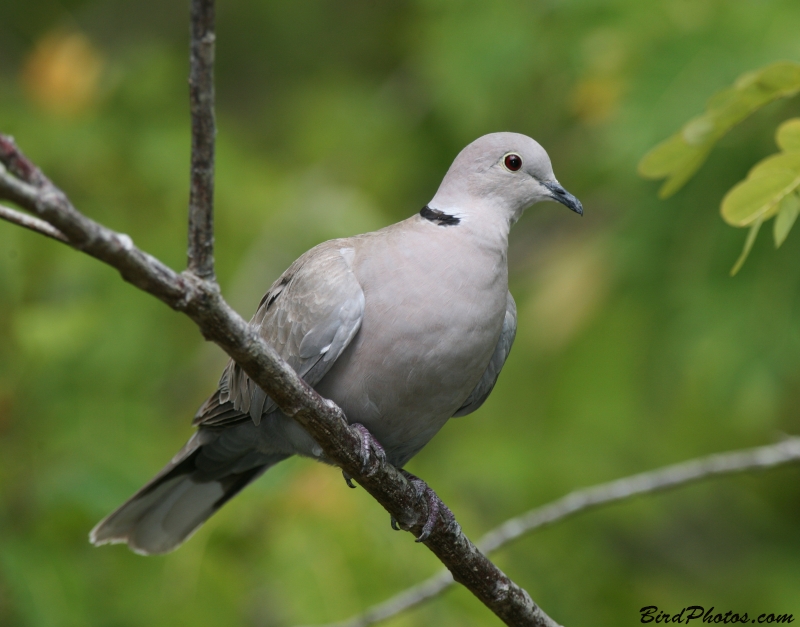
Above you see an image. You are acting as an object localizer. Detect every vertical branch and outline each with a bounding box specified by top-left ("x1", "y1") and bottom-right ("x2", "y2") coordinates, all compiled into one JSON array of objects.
[{"x1": 188, "y1": 0, "x2": 217, "y2": 280}]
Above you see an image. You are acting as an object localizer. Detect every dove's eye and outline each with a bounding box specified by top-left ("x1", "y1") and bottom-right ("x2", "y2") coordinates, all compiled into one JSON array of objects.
[{"x1": 503, "y1": 153, "x2": 523, "y2": 172}]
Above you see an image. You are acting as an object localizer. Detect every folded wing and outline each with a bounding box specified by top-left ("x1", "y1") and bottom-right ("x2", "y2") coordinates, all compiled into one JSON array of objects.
[{"x1": 195, "y1": 242, "x2": 365, "y2": 428}]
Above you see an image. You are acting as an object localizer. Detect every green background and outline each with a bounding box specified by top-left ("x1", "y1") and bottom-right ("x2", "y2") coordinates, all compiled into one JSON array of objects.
[{"x1": 1, "y1": 1, "x2": 800, "y2": 625}]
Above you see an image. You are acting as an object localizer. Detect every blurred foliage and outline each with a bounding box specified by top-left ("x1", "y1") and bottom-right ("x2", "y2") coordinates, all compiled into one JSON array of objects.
[
  {"x1": 1, "y1": 1, "x2": 800, "y2": 627},
  {"x1": 639, "y1": 62, "x2": 800, "y2": 274},
  {"x1": 638, "y1": 61, "x2": 800, "y2": 198}
]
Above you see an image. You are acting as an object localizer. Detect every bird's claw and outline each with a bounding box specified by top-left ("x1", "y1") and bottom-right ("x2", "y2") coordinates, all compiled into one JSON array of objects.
[
  {"x1": 340, "y1": 424, "x2": 386, "y2": 490},
  {"x1": 351, "y1": 423, "x2": 386, "y2": 474},
  {"x1": 342, "y1": 471, "x2": 357, "y2": 489},
  {"x1": 402, "y1": 470, "x2": 452, "y2": 543}
]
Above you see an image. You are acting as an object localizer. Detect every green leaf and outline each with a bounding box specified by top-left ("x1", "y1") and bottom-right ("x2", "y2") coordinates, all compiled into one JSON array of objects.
[
  {"x1": 721, "y1": 168, "x2": 800, "y2": 226},
  {"x1": 774, "y1": 192, "x2": 800, "y2": 247},
  {"x1": 638, "y1": 135, "x2": 712, "y2": 199},
  {"x1": 757, "y1": 61, "x2": 800, "y2": 92},
  {"x1": 657, "y1": 146, "x2": 712, "y2": 199},
  {"x1": 732, "y1": 69, "x2": 761, "y2": 90},
  {"x1": 638, "y1": 61, "x2": 800, "y2": 196},
  {"x1": 681, "y1": 115, "x2": 716, "y2": 146},
  {"x1": 709, "y1": 84, "x2": 770, "y2": 125},
  {"x1": 730, "y1": 216, "x2": 763, "y2": 276},
  {"x1": 747, "y1": 151, "x2": 800, "y2": 179},
  {"x1": 776, "y1": 118, "x2": 800, "y2": 152},
  {"x1": 638, "y1": 134, "x2": 700, "y2": 179},
  {"x1": 706, "y1": 85, "x2": 742, "y2": 111}
]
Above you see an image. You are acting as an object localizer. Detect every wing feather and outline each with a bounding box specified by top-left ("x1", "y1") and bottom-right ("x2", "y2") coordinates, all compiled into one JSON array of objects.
[{"x1": 194, "y1": 242, "x2": 364, "y2": 428}]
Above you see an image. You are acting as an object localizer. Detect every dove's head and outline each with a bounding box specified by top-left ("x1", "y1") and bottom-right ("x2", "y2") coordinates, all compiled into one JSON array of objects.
[{"x1": 429, "y1": 132, "x2": 583, "y2": 225}]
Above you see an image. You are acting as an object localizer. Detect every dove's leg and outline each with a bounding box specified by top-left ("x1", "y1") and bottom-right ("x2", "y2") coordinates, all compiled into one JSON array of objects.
[
  {"x1": 334, "y1": 424, "x2": 449, "y2": 542},
  {"x1": 341, "y1": 423, "x2": 387, "y2": 488},
  {"x1": 401, "y1": 470, "x2": 453, "y2": 542}
]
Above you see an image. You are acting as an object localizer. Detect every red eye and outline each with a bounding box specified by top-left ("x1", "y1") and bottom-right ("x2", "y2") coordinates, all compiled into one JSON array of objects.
[{"x1": 504, "y1": 153, "x2": 523, "y2": 171}]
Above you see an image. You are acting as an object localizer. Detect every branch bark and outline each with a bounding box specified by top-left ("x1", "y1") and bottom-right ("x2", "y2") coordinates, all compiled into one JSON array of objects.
[
  {"x1": 187, "y1": 0, "x2": 216, "y2": 280},
  {"x1": 0, "y1": 202, "x2": 67, "y2": 242},
  {"x1": 311, "y1": 436, "x2": 800, "y2": 627},
  {"x1": 0, "y1": 7, "x2": 558, "y2": 624}
]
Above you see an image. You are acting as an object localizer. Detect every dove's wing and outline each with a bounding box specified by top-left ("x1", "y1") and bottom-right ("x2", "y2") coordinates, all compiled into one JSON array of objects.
[{"x1": 195, "y1": 241, "x2": 365, "y2": 428}]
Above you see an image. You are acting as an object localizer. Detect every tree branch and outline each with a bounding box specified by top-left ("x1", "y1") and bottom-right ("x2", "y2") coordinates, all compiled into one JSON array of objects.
[
  {"x1": 311, "y1": 437, "x2": 800, "y2": 627},
  {"x1": 0, "y1": 202, "x2": 67, "y2": 243},
  {"x1": 187, "y1": 0, "x2": 216, "y2": 280},
  {"x1": 0, "y1": 135, "x2": 48, "y2": 187}
]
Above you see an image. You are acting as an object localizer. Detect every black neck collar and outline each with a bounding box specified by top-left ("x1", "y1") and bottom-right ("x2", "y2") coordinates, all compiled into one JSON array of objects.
[{"x1": 420, "y1": 205, "x2": 460, "y2": 226}]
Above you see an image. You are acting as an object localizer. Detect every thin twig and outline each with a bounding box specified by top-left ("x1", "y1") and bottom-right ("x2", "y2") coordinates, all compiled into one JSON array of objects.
[
  {"x1": 479, "y1": 436, "x2": 800, "y2": 551},
  {"x1": 0, "y1": 203, "x2": 68, "y2": 242},
  {"x1": 187, "y1": 0, "x2": 216, "y2": 280},
  {"x1": 313, "y1": 437, "x2": 800, "y2": 627},
  {"x1": 0, "y1": 138, "x2": 558, "y2": 627}
]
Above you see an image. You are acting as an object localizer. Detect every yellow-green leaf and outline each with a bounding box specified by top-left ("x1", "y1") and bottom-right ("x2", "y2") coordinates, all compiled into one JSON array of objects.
[
  {"x1": 776, "y1": 118, "x2": 800, "y2": 152},
  {"x1": 756, "y1": 61, "x2": 800, "y2": 92},
  {"x1": 657, "y1": 147, "x2": 712, "y2": 198},
  {"x1": 774, "y1": 192, "x2": 800, "y2": 247},
  {"x1": 733, "y1": 69, "x2": 760, "y2": 90},
  {"x1": 638, "y1": 134, "x2": 698, "y2": 179},
  {"x1": 638, "y1": 61, "x2": 800, "y2": 195},
  {"x1": 748, "y1": 152, "x2": 800, "y2": 179},
  {"x1": 721, "y1": 169, "x2": 800, "y2": 226},
  {"x1": 706, "y1": 87, "x2": 739, "y2": 112},
  {"x1": 730, "y1": 216, "x2": 763, "y2": 276},
  {"x1": 681, "y1": 115, "x2": 716, "y2": 146}
]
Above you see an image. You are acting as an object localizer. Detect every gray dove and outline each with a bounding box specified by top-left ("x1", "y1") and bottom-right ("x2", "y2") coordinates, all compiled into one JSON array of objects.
[{"x1": 90, "y1": 132, "x2": 583, "y2": 555}]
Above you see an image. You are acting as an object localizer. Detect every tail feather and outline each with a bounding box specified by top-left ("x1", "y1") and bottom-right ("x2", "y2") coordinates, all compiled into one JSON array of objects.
[
  {"x1": 91, "y1": 439, "x2": 287, "y2": 555},
  {"x1": 127, "y1": 477, "x2": 225, "y2": 555}
]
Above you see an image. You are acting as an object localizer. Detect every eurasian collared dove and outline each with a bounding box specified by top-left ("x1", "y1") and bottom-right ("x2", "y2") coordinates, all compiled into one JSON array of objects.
[{"x1": 90, "y1": 132, "x2": 583, "y2": 555}]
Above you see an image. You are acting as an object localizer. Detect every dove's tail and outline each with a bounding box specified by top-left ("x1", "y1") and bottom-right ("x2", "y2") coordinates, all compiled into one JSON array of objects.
[{"x1": 90, "y1": 432, "x2": 289, "y2": 555}]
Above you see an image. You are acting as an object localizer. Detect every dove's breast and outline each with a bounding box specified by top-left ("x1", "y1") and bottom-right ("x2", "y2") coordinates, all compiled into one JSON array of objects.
[{"x1": 314, "y1": 217, "x2": 509, "y2": 466}]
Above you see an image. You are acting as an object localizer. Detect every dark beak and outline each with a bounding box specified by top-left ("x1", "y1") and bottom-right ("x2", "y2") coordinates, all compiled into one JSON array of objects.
[{"x1": 544, "y1": 181, "x2": 583, "y2": 216}]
